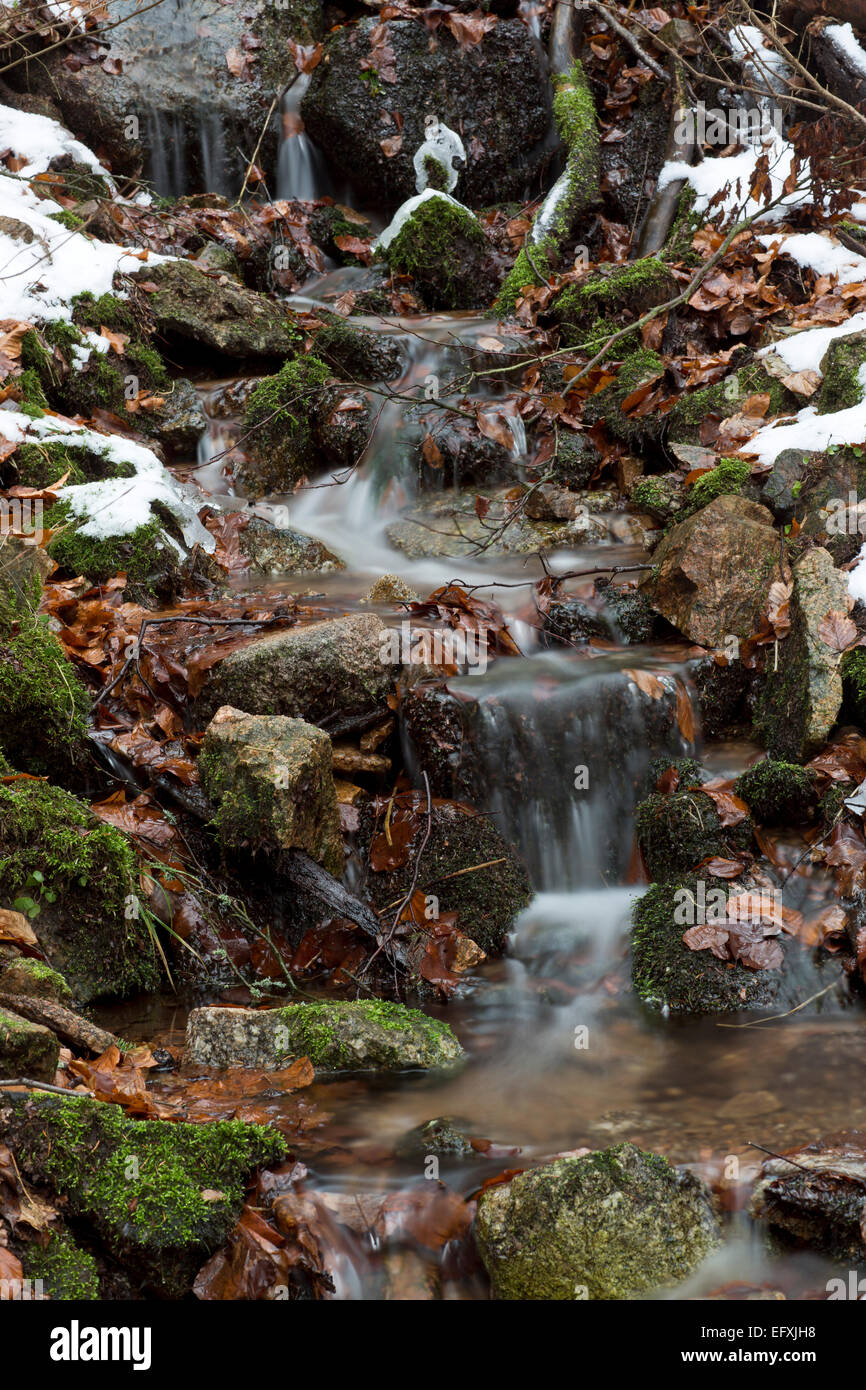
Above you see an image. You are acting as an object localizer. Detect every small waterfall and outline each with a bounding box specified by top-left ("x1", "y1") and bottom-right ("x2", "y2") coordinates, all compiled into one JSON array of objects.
[
  {"x1": 143, "y1": 107, "x2": 232, "y2": 200},
  {"x1": 428, "y1": 652, "x2": 696, "y2": 891},
  {"x1": 277, "y1": 73, "x2": 332, "y2": 202}
]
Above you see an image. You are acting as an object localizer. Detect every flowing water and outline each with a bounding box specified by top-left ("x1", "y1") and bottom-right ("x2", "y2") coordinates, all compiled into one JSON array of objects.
[{"x1": 100, "y1": 120, "x2": 866, "y2": 1300}]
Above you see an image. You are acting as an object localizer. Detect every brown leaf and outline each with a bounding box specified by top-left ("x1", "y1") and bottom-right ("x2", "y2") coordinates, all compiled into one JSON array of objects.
[{"x1": 817, "y1": 609, "x2": 857, "y2": 652}]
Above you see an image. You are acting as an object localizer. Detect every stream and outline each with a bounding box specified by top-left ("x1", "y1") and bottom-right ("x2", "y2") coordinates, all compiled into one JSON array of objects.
[{"x1": 95, "y1": 105, "x2": 866, "y2": 1302}]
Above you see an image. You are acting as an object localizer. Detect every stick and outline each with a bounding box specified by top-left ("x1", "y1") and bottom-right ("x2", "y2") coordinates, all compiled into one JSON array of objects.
[{"x1": 0, "y1": 992, "x2": 120, "y2": 1055}]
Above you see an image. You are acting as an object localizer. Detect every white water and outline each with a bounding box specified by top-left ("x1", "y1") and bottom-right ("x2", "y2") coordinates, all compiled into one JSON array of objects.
[{"x1": 277, "y1": 73, "x2": 333, "y2": 202}]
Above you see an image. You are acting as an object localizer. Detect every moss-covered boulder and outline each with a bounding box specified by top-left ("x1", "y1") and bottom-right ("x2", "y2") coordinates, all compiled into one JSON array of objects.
[
  {"x1": 199, "y1": 706, "x2": 343, "y2": 876},
  {"x1": 134, "y1": 260, "x2": 299, "y2": 359},
  {"x1": 475, "y1": 1142, "x2": 721, "y2": 1300},
  {"x1": 636, "y1": 789, "x2": 752, "y2": 881},
  {"x1": 680, "y1": 457, "x2": 755, "y2": 516},
  {"x1": 362, "y1": 798, "x2": 531, "y2": 956},
  {"x1": 631, "y1": 880, "x2": 780, "y2": 1014},
  {"x1": 667, "y1": 360, "x2": 796, "y2": 446},
  {"x1": 236, "y1": 355, "x2": 330, "y2": 495},
  {"x1": 756, "y1": 546, "x2": 848, "y2": 761},
  {"x1": 0, "y1": 577, "x2": 89, "y2": 779},
  {"x1": 184, "y1": 1000, "x2": 464, "y2": 1072},
  {"x1": 642, "y1": 495, "x2": 787, "y2": 648},
  {"x1": 734, "y1": 759, "x2": 818, "y2": 825},
  {"x1": 46, "y1": 511, "x2": 186, "y2": 605},
  {"x1": 0, "y1": 780, "x2": 158, "y2": 1001},
  {"x1": 20, "y1": 1227, "x2": 100, "y2": 1301},
  {"x1": 378, "y1": 193, "x2": 495, "y2": 311},
  {"x1": 0, "y1": 957, "x2": 72, "y2": 1003},
  {"x1": 195, "y1": 613, "x2": 395, "y2": 729},
  {"x1": 0, "y1": 1006, "x2": 59, "y2": 1081},
  {"x1": 302, "y1": 18, "x2": 549, "y2": 207},
  {"x1": 582, "y1": 348, "x2": 665, "y2": 446},
  {"x1": 312, "y1": 316, "x2": 404, "y2": 383},
  {"x1": 629, "y1": 471, "x2": 685, "y2": 523},
  {"x1": 551, "y1": 259, "x2": 675, "y2": 353},
  {"x1": 817, "y1": 330, "x2": 866, "y2": 415},
  {"x1": 0, "y1": 1092, "x2": 285, "y2": 1297}
]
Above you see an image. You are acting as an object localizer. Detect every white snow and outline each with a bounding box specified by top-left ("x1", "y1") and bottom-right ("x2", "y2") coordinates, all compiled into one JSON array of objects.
[
  {"x1": 658, "y1": 130, "x2": 811, "y2": 224},
  {"x1": 412, "y1": 121, "x2": 465, "y2": 195},
  {"x1": 758, "y1": 231, "x2": 866, "y2": 286},
  {"x1": 758, "y1": 310, "x2": 866, "y2": 375},
  {"x1": 531, "y1": 171, "x2": 570, "y2": 245},
  {"x1": 375, "y1": 188, "x2": 471, "y2": 251},
  {"x1": 826, "y1": 22, "x2": 866, "y2": 78},
  {"x1": 0, "y1": 105, "x2": 111, "y2": 180},
  {"x1": 729, "y1": 24, "x2": 792, "y2": 88},
  {"x1": 0, "y1": 409, "x2": 213, "y2": 552}
]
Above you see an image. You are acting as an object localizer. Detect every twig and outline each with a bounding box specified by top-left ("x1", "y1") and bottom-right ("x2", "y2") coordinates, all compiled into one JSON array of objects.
[{"x1": 573, "y1": 0, "x2": 669, "y2": 83}]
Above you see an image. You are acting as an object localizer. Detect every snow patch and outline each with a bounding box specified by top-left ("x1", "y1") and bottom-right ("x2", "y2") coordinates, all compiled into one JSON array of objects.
[
  {"x1": 375, "y1": 188, "x2": 471, "y2": 251},
  {"x1": 0, "y1": 104, "x2": 111, "y2": 181},
  {"x1": 758, "y1": 310, "x2": 866, "y2": 375},
  {"x1": 758, "y1": 231, "x2": 866, "y2": 286},
  {"x1": 826, "y1": 22, "x2": 866, "y2": 79},
  {"x1": 658, "y1": 130, "x2": 810, "y2": 223}
]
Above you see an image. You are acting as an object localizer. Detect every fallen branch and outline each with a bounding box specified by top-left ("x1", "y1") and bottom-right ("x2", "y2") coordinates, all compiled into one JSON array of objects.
[
  {"x1": 278, "y1": 848, "x2": 411, "y2": 975},
  {"x1": 635, "y1": 54, "x2": 695, "y2": 258},
  {"x1": 0, "y1": 992, "x2": 120, "y2": 1055}
]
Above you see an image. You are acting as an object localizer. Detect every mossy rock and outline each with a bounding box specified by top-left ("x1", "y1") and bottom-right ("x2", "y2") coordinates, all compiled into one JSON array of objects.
[
  {"x1": 0, "y1": 1093, "x2": 286, "y2": 1297},
  {"x1": 734, "y1": 759, "x2": 818, "y2": 825},
  {"x1": 185, "y1": 999, "x2": 464, "y2": 1073},
  {"x1": 629, "y1": 471, "x2": 684, "y2": 522},
  {"x1": 475, "y1": 1142, "x2": 721, "y2": 1299},
  {"x1": 46, "y1": 511, "x2": 184, "y2": 605},
  {"x1": 842, "y1": 648, "x2": 866, "y2": 728},
  {"x1": 0, "y1": 1005, "x2": 59, "y2": 1082},
  {"x1": 817, "y1": 331, "x2": 866, "y2": 415},
  {"x1": 681, "y1": 457, "x2": 754, "y2": 516},
  {"x1": 667, "y1": 361, "x2": 796, "y2": 446},
  {"x1": 542, "y1": 430, "x2": 602, "y2": 491},
  {"x1": 0, "y1": 957, "x2": 72, "y2": 1003},
  {"x1": 2, "y1": 438, "x2": 134, "y2": 491},
  {"x1": 312, "y1": 317, "x2": 403, "y2": 383},
  {"x1": 379, "y1": 194, "x2": 495, "y2": 311},
  {"x1": 237, "y1": 355, "x2": 330, "y2": 495},
  {"x1": 635, "y1": 790, "x2": 753, "y2": 881},
  {"x1": 21, "y1": 1228, "x2": 100, "y2": 1300},
  {"x1": 551, "y1": 259, "x2": 676, "y2": 353},
  {"x1": 133, "y1": 260, "x2": 299, "y2": 360},
  {"x1": 0, "y1": 780, "x2": 158, "y2": 1002},
  {"x1": 361, "y1": 799, "x2": 531, "y2": 956},
  {"x1": 631, "y1": 880, "x2": 779, "y2": 1014},
  {"x1": 601, "y1": 583, "x2": 661, "y2": 644},
  {"x1": 0, "y1": 582, "x2": 89, "y2": 778},
  {"x1": 582, "y1": 349, "x2": 665, "y2": 446}
]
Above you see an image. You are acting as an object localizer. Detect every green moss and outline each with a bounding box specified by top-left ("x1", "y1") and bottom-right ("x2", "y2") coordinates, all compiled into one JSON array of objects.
[
  {"x1": 734, "y1": 759, "x2": 818, "y2": 825},
  {"x1": 682, "y1": 457, "x2": 752, "y2": 515},
  {"x1": 582, "y1": 348, "x2": 665, "y2": 445},
  {"x1": 0, "y1": 585, "x2": 89, "y2": 777},
  {"x1": 0, "y1": 1004, "x2": 59, "y2": 1080},
  {"x1": 552, "y1": 258, "x2": 675, "y2": 352},
  {"x1": 646, "y1": 755, "x2": 706, "y2": 792},
  {"x1": 668, "y1": 361, "x2": 795, "y2": 445},
  {"x1": 49, "y1": 209, "x2": 85, "y2": 232},
  {"x1": 46, "y1": 509, "x2": 179, "y2": 599},
  {"x1": 240, "y1": 355, "x2": 330, "y2": 492},
  {"x1": 72, "y1": 291, "x2": 137, "y2": 336},
  {"x1": 4, "y1": 367, "x2": 49, "y2": 418},
  {"x1": 0, "y1": 956, "x2": 73, "y2": 1002},
  {"x1": 635, "y1": 789, "x2": 752, "y2": 880},
  {"x1": 632, "y1": 880, "x2": 776, "y2": 1014},
  {"x1": 4, "y1": 1093, "x2": 286, "y2": 1296},
  {"x1": 381, "y1": 195, "x2": 488, "y2": 310},
  {"x1": 0, "y1": 778, "x2": 157, "y2": 999},
  {"x1": 817, "y1": 334, "x2": 866, "y2": 415},
  {"x1": 663, "y1": 185, "x2": 702, "y2": 265},
  {"x1": 630, "y1": 475, "x2": 681, "y2": 520},
  {"x1": 275, "y1": 999, "x2": 460, "y2": 1070},
  {"x1": 23, "y1": 1229, "x2": 99, "y2": 1300},
  {"x1": 842, "y1": 647, "x2": 866, "y2": 727}
]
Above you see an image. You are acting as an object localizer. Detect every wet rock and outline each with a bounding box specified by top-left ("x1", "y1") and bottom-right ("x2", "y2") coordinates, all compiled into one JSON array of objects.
[
  {"x1": 236, "y1": 356, "x2": 330, "y2": 494},
  {"x1": 199, "y1": 706, "x2": 343, "y2": 876},
  {"x1": 755, "y1": 546, "x2": 848, "y2": 761},
  {"x1": 635, "y1": 789, "x2": 753, "y2": 881},
  {"x1": 195, "y1": 613, "x2": 395, "y2": 730},
  {"x1": 734, "y1": 759, "x2": 819, "y2": 825},
  {"x1": 760, "y1": 448, "x2": 809, "y2": 522},
  {"x1": 414, "y1": 414, "x2": 516, "y2": 491},
  {"x1": 631, "y1": 879, "x2": 782, "y2": 1015},
  {"x1": 185, "y1": 1000, "x2": 464, "y2": 1072},
  {"x1": 629, "y1": 471, "x2": 685, "y2": 523},
  {"x1": 0, "y1": 1092, "x2": 285, "y2": 1297},
  {"x1": 312, "y1": 316, "x2": 404, "y2": 383},
  {"x1": 394, "y1": 1115, "x2": 479, "y2": 1159},
  {"x1": 0, "y1": 779, "x2": 158, "y2": 1002},
  {"x1": 541, "y1": 430, "x2": 602, "y2": 491},
  {"x1": 817, "y1": 329, "x2": 866, "y2": 415},
  {"x1": 360, "y1": 799, "x2": 531, "y2": 956},
  {"x1": 12, "y1": 0, "x2": 320, "y2": 195},
  {"x1": 378, "y1": 194, "x2": 498, "y2": 310},
  {"x1": 362, "y1": 573, "x2": 419, "y2": 604},
  {"x1": 524, "y1": 484, "x2": 593, "y2": 522},
  {"x1": 0, "y1": 1006, "x2": 59, "y2": 1082},
  {"x1": 143, "y1": 377, "x2": 208, "y2": 455},
  {"x1": 0, "y1": 958, "x2": 72, "y2": 1004},
  {"x1": 542, "y1": 597, "x2": 614, "y2": 646},
  {"x1": 134, "y1": 260, "x2": 298, "y2": 360},
  {"x1": 20, "y1": 1226, "x2": 100, "y2": 1301},
  {"x1": 643, "y1": 494, "x2": 788, "y2": 647},
  {"x1": 750, "y1": 1135, "x2": 866, "y2": 1261},
  {"x1": 387, "y1": 485, "x2": 609, "y2": 558},
  {"x1": 600, "y1": 582, "x2": 661, "y2": 644},
  {"x1": 237, "y1": 515, "x2": 343, "y2": 576},
  {"x1": 302, "y1": 19, "x2": 549, "y2": 208},
  {"x1": 475, "y1": 1142, "x2": 721, "y2": 1300},
  {"x1": 689, "y1": 651, "x2": 751, "y2": 739}
]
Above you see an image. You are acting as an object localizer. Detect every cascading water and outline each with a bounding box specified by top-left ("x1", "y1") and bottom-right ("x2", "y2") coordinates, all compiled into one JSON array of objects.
[{"x1": 277, "y1": 72, "x2": 333, "y2": 202}]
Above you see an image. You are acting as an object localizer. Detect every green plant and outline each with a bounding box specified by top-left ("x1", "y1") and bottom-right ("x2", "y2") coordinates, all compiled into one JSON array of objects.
[{"x1": 12, "y1": 869, "x2": 58, "y2": 920}]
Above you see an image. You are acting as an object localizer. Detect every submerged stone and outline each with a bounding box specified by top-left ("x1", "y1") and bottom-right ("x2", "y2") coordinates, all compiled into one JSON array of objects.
[
  {"x1": 475, "y1": 1142, "x2": 721, "y2": 1299},
  {"x1": 184, "y1": 1000, "x2": 464, "y2": 1073},
  {"x1": 750, "y1": 1135, "x2": 866, "y2": 1261}
]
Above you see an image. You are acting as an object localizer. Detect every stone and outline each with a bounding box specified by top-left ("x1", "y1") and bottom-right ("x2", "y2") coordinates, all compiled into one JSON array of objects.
[
  {"x1": 475, "y1": 1142, "x2": 721, "y2": 1300},
  {"x1": 236, "y1": 516, "x2": 344, "y2": 576},
  {"x1": 195, "y1": 613, "x2": 395, "y2": 728},
  {"x1": 756, "y1": 546, "x2": 848, "y2": 760},
  {"x1": 0, "y1": 1005, "x2": 59, "y2": 1082},
  {"x1": 199, "y1": 707, "x2": 343, "y2": 875},
  {"x1": 643, "y1": 494, "x2": 788, "y2": 647},
  {"x1": 0, "y1": 958, "x2": 72, "y2": 1004},
  {"x1": 750, "y1": 1135, "x2": 866, "y2": 1261},
  {"x1": 184, "y1": 1000, "x2": 465, "y2": 1072},
  {"x1": 133, "y1": 260, "x2": 298, "y2": 360},
  {"x1": 302, "y1": 19, "x2": 550, "y2": 208}
]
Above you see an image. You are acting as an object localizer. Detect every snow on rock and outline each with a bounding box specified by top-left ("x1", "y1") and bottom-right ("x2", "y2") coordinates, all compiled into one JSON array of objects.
[
  {"x1": 826, "y1": 22, "x2": 866, "y2": 79},
  {"x1": 658, "y1": 131, "x2": 811, "y2": 224},
  {"x1": 0, "y1": 409, "x2": 214, "y2": 553},
  {"x1": 758, "y1": 310, "x2": 866, "y2": 376},
  {"x1": 375, "y1": 188, "x2": 470, "y2": 251},
  {"x1": 412, "y1": 120, "x2": 465, "y2": 195},
  {"x1": 0, "y1": 105, "x2": 111, "y2": 180},
  {"x1": 758, "y1": 231, "x2": 866, "y2": 287},
  {"x1": 729, "y1": 25, "x2": 793, "y2": 92}
]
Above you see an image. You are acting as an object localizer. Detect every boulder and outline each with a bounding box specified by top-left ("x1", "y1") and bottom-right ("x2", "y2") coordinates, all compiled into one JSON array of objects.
[
  {"x1": 0, "y1": 1092, "x2": 285, "y2": 1297},
  {"x1": 378, "y1": 193, "x2": 497, "y2": 310},
  {"x1": 184, "y1": 1000, "x2": 464, "y2": 1072},
  {"x1": 199, "y1": 707, "x2": 343, "y2": 876},
  {"x1": 236, "y1": 516, "x2": 343, "y2": 575},
  {"x1": 750, "y1": 1135, "x2": 866, "y2": 1261},
  {"x1": 0, "y1": 1006, "x2": 59, "y2": 1082},
  {"x1": 643, "y1": 494, "x2": 788, "y2": 647},
  {"x1": 195, "y1": 613, "x2": 395, "y2": 729},
  {"x1": 301, "y1": 18, "x2": 549, "y2": 208},
  {"x1": 133, "y1": 260, "x2": 298, "y2": 360},
  {"x1": 0, "y1": 958, "x2": 72, "y2": 1004},
  {"x1": 756, "y1": 546, "x2": 848, "y2": 760},
  {"x1": 475, "y1": 1142, "x2": 721, "y2": 1299}
]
